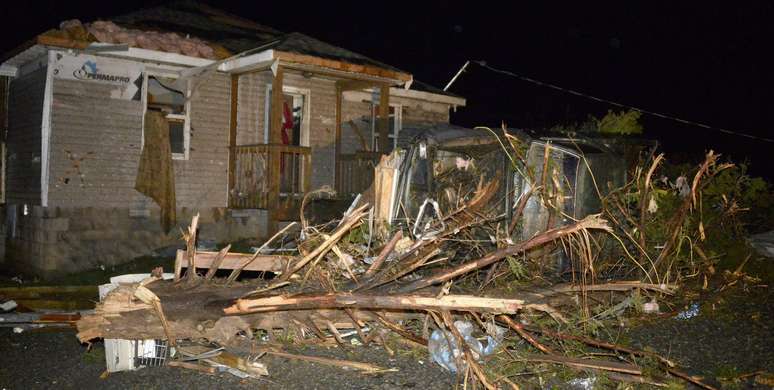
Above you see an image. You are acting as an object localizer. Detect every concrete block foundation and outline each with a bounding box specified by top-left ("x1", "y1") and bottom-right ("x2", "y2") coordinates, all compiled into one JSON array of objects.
[{"x1": 2, "y1": 205, "x2": 269, "y2": 277}]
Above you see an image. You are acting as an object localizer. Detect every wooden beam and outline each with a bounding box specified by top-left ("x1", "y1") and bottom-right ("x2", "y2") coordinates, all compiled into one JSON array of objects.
[
  {"x1": 36, "y1": 32, "x2": 90, "y2": 50},
  {"x1": 377, "y1": 85, "x2": 390, "y2": 153},
  {"x1": 174, "y1": 250, "x2": 287, "y2": 273},
  {"x1": 268, "y1": 66, "x2": 285, "y2": 233},
  {"x1": 228, "y1": 74, "x2": 239, "y2": 206},
  {"x1": 336, "y1": 79, "x2": 382, "y2": 92},
  {"x1": 225, "y1": 293, "x2": 525, "y2": 315},
  {"x1": 274, "y1": 50, "x2": 412, "y2": 83}
]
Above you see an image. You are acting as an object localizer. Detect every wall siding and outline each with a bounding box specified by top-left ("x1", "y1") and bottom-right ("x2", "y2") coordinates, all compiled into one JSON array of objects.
[
  {"x1": 48, "y1": 78, "x2": 144, "y2": 207},
  {"x1": 173, "y1": 72, "x2": 230, "y2": 208},
  {"x1": 6, "y1": 67, "x2": 46, "y2": 204},
  {"x1": 47, "y1": 71, "x2": 230, "y2": 210}
]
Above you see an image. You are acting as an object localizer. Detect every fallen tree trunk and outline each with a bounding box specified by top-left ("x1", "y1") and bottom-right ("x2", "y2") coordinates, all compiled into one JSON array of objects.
[
  {"x1": 76, "y1": 280, "x2": 420, "y2": 343},
  {"x1": 224, "y1": 293, "x2": 526, "y2": 315}
]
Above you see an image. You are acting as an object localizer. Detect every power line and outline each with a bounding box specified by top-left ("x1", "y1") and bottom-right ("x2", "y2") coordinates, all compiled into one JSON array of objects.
[{"x1": 463, "y1": 60, "x2": 774, "y2": 143}]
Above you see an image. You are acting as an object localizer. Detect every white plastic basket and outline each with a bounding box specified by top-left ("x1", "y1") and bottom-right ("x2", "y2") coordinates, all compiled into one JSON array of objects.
[{"x1": 99, "y1": 273, "x2": 174, "y2": 372}]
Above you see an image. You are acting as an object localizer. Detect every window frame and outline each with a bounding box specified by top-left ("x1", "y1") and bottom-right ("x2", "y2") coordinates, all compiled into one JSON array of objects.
[
  {"x1": 263, "y1": 84, "x2": 311, "y2": 147},
  {"x1": 370, "y1": 103, "x2": 402, "y2": 151},
  {"x1": 142, "y1": 70, "x2": 191, "y2": 160}
]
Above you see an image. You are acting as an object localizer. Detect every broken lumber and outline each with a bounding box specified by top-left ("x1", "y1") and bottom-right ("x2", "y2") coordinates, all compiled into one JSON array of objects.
[
  {"x1": 179, "y1": 345, "x2": 268, "y2": 376},
  {"x1": 168, "y1": 361, "x2": 217, "y2": 375},
  {"x1": 397, "y1": 214, "x2": 612, "y2": 292},
  {"x1": 227, "y1": 222, "x2": 297, "y2": 283},
  {"x1": 523, "y1": 354, "x2": 642, "y2": 375},
  {"x1": 205, "y1": 245, "x2": 231, "y2": 281},
  {"x1": 174, "y1": 250, "x2": 288, "y2": 279},
  {"x1": 224, "y1": 293, "x2": 525, "y2": 315},
  {"x1": 264, "y1": 350, "x2": 394, "y2": 373},
  {"x1": 364, "y1": 230, "x2": 402, "y2": 278},
  {"x1": 279, "y1": 204, "x2": 369, "y2": 282}
]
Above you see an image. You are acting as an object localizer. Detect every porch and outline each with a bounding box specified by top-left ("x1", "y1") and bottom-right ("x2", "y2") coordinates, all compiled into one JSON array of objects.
[
  {"x1": 228, "y1": 143, "x2": 381, "y2": 218},
  {"x1": 228, "y1": 144, "x2": 311, "y2": 220},
  {"x1": 224, "y1": 56, "x2": 410, "y2": 230}
]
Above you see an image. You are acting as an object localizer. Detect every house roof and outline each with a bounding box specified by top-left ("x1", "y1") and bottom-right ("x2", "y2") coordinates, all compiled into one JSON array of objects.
[
  {"x1": 110, "y1": 1, "x2": 283, "y2": 54},
  {"x1": 2, "y1": 1, "x2": 412, "y2": 83},
  {"x1": 112, "y1": 2, "x2": 411, "y2": 80},
  {"x1": 112, "y1": 2, "x2": 410, "y2": 80},
  {"x1": 257, "y1": 32, "x2": 408, "y2": 77},
  {"x1": 409, "y1": 79, "x2": 463, "y2": 99}
]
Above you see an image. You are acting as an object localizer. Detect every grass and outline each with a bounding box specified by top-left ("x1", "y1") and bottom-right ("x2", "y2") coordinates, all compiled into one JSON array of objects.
[
  {"x1": 82, "y1": 344, "x2": 106, "y2": 365},
  {"x1": 0, "y1": 254, "x2": 177, "y2": 287}
]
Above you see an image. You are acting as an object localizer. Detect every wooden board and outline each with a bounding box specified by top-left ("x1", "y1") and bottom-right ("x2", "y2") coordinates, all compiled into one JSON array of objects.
[{"x1": 174, "y1": 250, "x2": 288, "y2": 279}]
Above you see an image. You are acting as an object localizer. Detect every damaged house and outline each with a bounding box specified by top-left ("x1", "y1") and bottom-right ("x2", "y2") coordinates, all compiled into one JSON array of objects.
[{"x1": 0, "y1": 2, "x2": 465, "y2": 275}]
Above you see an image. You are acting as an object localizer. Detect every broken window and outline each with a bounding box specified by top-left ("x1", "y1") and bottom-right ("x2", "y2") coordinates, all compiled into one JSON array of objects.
[
  {"x1": 370, "y1": 104, "x2": 401, "y2": 152},
  {"x1": 146, "y1": 75, "x2": 189, "y2": 159}
]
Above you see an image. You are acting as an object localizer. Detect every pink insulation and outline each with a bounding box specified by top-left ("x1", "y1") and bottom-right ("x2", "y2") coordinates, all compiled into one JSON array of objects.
[{"x1": 60, "y1": 19, "x2": 217, "y2": 59}]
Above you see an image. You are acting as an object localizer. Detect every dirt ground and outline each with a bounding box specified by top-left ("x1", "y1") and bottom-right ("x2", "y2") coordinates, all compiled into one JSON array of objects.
[
  {"x1": 1, "y1": 250, "x2": 771, "y2": 389},
  {"x1": 0, "y1": 328, "x2": 453, "y2": 390},
  {"x1": 624, "y1": 266, "x2": 774, "y2": 389},
  {"x1": 1, "y1": 276, "x2": 771, "y2": 389}
]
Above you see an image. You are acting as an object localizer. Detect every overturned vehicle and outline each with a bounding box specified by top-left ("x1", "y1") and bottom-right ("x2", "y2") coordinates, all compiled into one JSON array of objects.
[{"x1": 371, "y1": 125, "x2": 656, "y2": 272}]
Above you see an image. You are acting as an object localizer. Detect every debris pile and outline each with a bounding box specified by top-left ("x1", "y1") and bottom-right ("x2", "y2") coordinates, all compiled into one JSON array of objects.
[
  {"x1": 47, "y1": 19, "x2": 227, "y2": 59},
  {"x1": 71, "y1": 137, "x2": 763, "y2": 389}
]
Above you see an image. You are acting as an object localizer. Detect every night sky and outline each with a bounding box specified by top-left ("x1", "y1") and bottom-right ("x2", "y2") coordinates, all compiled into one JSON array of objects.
[{"x1": 3, "y1": 2, "x2": 772, "y2": 176}]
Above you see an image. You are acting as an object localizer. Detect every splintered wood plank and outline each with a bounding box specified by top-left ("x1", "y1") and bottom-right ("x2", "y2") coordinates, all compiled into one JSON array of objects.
[
  {"x1": 225, "y1": 293, "x2": 525, "y2": 315},
  {"x1": 175, "y1": 250, "x2": 288, "y2": 273}
]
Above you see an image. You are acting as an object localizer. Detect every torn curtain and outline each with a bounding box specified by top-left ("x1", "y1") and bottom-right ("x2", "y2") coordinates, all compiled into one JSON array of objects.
[{"x1": 136, "y1": 110, "x2": 177, "y2": 232}]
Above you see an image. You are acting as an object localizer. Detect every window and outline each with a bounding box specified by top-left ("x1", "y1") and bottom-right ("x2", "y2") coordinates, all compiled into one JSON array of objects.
[
  {"x1": 146, "y1": 75, "x2": 190, "y2": 159},
  {"x1": 370, "y1": 103, "x2": 401, "y2": 152}
]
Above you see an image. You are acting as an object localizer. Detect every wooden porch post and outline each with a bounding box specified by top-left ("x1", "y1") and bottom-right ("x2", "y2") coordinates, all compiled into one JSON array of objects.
[
  {"x1": 228, "y1": 74, "x2": 239, "y2": 208},
  {"x1": 377, "y1": 85, "x2": 390, "y2": 153},
  {"x1": 268, "y1": 66, "x2": 285, "y2": 233},
  {"x1": 335, "y1": 85, "x2": 342, "y2": 192}
]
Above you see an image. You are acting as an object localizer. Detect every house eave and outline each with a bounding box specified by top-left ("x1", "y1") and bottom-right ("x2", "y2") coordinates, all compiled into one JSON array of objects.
[
  {"x1": 4, "y1": 33, "x2": 414, "y2": 87},
  {"x1": 343, "y1": 88, "x2": 466, "y2": 108}
]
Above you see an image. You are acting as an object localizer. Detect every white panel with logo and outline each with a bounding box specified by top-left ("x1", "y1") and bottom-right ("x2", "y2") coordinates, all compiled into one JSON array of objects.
[{"x1": 51, "y1": 52, "x2": 144, "y2": 100}]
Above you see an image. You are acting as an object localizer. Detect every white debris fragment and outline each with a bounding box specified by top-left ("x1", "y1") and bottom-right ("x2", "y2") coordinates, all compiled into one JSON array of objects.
[
  {"x1": 675, "y1": 176, "x2": 691, "y2": 198},
  {"x1": 642, "y1": 299, "x2": 660, "y2": 314},
  {"x1": 567, "y1": 376, "x2": 597, "y2": 390},
  {"x1": 13, "y1": 327, "x2": 24, "y2": 334},
  {"x1": 0, "y1": 300, "x2": 18, "y2": 312},
  {"x1": 647, "y1": 195, "x2": 658, "y2": 213},
  {"x1": 676, "y1": 302, "x2": 700, "y2": 320},
  {"x1": 455, "y1": 157, "x2": 472, "y2": 171},
  {"x1": 394, "y1": 237, "x2": 415, "y2": 254}
]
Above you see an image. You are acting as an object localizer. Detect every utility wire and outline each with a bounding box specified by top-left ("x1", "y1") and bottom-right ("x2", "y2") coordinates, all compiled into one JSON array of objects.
[{"x1": 460, "y1": 60, "x2": 774, "y2": 143}]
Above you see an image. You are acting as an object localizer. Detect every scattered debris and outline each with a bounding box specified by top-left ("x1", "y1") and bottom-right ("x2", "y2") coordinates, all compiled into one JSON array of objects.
[
  {"x1": 676, "y1": 302, "x2": 701, "y2": 320},
  {"x1": 59, "y1": 139, "x2": 767, "y2": 388},
  {"x1": 642, "y1": 298, "x2": 660, "y2": 314},
  {"x1": 0, "y1": 299, "x2": 17, "y2": 312},
  {"x1": 52, "y1": 19, "x2": 224, "y2": 59},
  {"x1": 428, "y1": 320, "x2": 503, "y2": 372}
]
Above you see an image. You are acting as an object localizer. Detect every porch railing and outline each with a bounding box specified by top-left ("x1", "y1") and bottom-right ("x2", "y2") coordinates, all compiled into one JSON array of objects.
[
  {"x1": 337, "y1": 151, "x2": 382, "y2": 195},
  {"x1": 229, "y1": 144, "x2": 311, "y2": 209}
]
